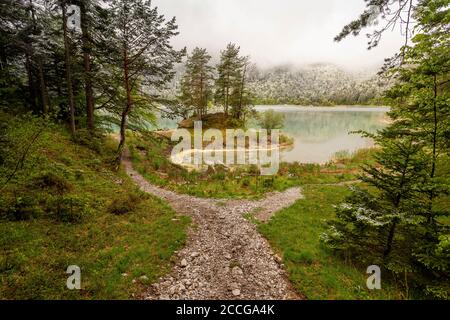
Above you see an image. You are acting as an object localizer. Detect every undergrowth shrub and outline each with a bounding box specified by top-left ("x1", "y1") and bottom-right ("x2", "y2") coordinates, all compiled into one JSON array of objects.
[
  {"x1": 263, "y1": 177, "x2": 274, "y2": 188},
  {"x1": 212, "y1": 171, "x2": 226, "y2": 181},
  {"x1": 0, "y1": 112, "x2": 49, "y2": 186},
  {"x1": 31, "y1": 171, "x2": 73, "y2": 194},
  {"x1": 241, "y1": 178, "x2": 250, "y2": 187},
  {"x1": 72, "y1": 129, "x2": 104, "y2": 153},
  {"x1": 0, "y1": 194, "x2": 42, "y2": 221},
  {"x1": 48, "y1": 195, "x2": 89, "y2": 223},
  {"x1": 109, "y1": 191, "x2": 147, "y2": 215}
]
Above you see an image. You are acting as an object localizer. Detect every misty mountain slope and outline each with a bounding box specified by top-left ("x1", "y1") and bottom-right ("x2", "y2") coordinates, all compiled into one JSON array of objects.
[
  {"x1": 159, "y1": 63, "x2": 389, "y2": 106},
  {"x1": 246, "y1": 64, "x2": 389, "y2": 105}
]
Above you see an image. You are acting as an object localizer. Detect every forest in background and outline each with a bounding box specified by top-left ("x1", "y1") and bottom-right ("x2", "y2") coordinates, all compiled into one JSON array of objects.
[{"x1": 162, "y1": 62, "x2": 390, "y2": 106}]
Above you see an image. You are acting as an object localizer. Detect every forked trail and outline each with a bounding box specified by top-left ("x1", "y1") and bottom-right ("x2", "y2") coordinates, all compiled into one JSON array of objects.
[{"x1": 122, "y1": 149, "x2": 304, "y2": 300}]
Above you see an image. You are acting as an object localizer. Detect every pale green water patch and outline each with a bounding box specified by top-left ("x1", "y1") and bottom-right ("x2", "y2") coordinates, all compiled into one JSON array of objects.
[{"x1": 254, "y1": 105, "x2": 389, "y2": 164}]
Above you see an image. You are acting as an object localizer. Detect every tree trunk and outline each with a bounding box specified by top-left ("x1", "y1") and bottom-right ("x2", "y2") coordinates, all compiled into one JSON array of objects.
[
  {"x1": 430, "y1": 75, "x2": 438, "y2": 180},
  {"x1": 25, "y1": 1, "x2": 38, "y2": 113},
  {"x1": 62, "y1": 4, "x2": 76, "y2": 135},
  {"x1": 80, "y1": 1, "x2": 95, "y2": 132},
  {"x1": 237, "y1": 63, "x2": 247, "y2": 120},
  {"x1": 29, "y1": 0, "x2": 49, "y2": 114},
  {"x1": 384, "y1": 148, "x2": 411, "y2": 259},
  {"x1": 25, "y1": 53, "x2": 38, "y2": 112},
  {"x1": 37, "y1": 59, "x2": 49, "y2": 114},
  {"x1": 54, "y1": 56, "x2": 62, "y2": 96},
  {"x1": 428, "y1": 74, "x2": 438, "y2": 225},
  {"x1": 384, "y1": 219, "x2": 398, "y2": 258},
  {"x1": 0, "y1": 44, "x2": 7, "y2": 71},
  {"x1": 199, "y1": 72, "x2": 204, "y2": 119},
  {"x1": 225, "y1": 72, "x2": 229, "y2": 116},
  {"x1": 117, "y1": 48, "x2": 132, "y2": 163}
]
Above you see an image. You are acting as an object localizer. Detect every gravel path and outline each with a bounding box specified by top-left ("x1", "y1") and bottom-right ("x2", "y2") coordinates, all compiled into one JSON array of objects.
[{"x1": 122, "y1": 150, "x2": 303, "y2": 300}]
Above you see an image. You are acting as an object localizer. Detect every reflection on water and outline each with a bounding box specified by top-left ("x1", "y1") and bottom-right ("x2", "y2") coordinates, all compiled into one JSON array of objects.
[
  {"x1": 254, "y1": 105, "x2": 389, "y2": 163},
  {"x1": 155, "y1": 105, "x2": 389, "y2": 164}
]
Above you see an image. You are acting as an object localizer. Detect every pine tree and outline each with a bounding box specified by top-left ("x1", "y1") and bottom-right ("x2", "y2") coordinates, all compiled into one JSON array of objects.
[
  {"x1": 0, "y1": 0, "x2": 55, "y2": 114},
  {"x1": 214, "y1": 43, "x2": 243, "y2": 117},
  {"x1": 231, "y1": 56, "x2": 253, "y2": 120},
  {"x1": 324, "y1": 0, "x2": 450, "y2": 298},
  {"x1": 74, "y1": 0, "x2": 95, "y2": 132},
  {"x1": 60, "y1": 0, "x2": 76, "y2": 135},
  {"x1": 322, "y1": 131, "x2": 428, "y2": 259},
  {"x1": 0, "y1": 0, "x2": 34, "y2": 109},
  {"x1": 107, "y1": 0, "x2": 185, "y2": 161},
  {"x1": 179, "y1": 47, "x2": 214, "y2": 119},
  {"x1": 383, "y1": 2, "x2": 450, "y2": 297}
]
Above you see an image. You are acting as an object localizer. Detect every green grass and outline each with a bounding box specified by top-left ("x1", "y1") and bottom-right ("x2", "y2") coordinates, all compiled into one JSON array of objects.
[
  {"x1": 257, "y1": 185, "x2": 405, "y2": 300},
  {"x1": 128, "y1": 131, "x2": 371, "y2": 199},
  {"x1": 0, "y1": 123, "x2": 190, "y2": 299},
  {"x1": 331, "y1": 148, "x2": 378, "y2": 169},
  {"x1": 128, "y1": 130, "x2": 407, "y2": 299}
]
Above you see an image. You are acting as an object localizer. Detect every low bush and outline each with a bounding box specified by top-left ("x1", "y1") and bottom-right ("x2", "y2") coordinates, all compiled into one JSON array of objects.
[
  {"x1": 72, "y1": 129, "x2": 104, "y2": 153},
  {"x1": 109, "y1": 192, "x2": 146, "y2": 215},
  {"x1": 31, "y1": 171, "x2": 73, "y2": 194},
  {"x1": 48, "y1": 195, "x2": 89, "y2": 223},
  {"x1": 0, "y1": 194, "x2": 42, "y2": 221}
]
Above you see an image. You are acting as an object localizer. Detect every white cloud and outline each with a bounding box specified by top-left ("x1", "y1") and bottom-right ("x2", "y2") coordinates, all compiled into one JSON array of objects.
[{"x1": 153, "y1": 0, "x2": 404, "y2": 71}]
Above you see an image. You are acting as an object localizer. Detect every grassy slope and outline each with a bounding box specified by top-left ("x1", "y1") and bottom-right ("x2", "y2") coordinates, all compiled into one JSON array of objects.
[
  {"x1": 129, "y1": 131, "x2": 406, "y2": 299},
  {"x1": 0, "y1": 126, "x2": 189, "y2": 299},
  {"x1": 258, "y1": 185, "x2": 404, "y2": 300},
  {"x1": 128, "y1": 131, "x2": 370, "y2": 199}
]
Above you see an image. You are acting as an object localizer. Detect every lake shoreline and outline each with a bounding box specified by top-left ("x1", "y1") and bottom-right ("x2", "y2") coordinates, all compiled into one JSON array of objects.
[
  {"x1": 255, "y1": 105, "x2": 391, "y2": 112},
  {"x1": 152, "y1": 106, "x2": 389, "y2": 164}
]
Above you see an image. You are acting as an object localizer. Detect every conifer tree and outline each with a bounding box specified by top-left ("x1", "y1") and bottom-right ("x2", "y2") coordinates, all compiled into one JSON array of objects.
[
  {"x1": 179, "y1": 47, "x2": 214, "y2": 119},
  {"x1": 324, "y1": 0, "x2": 450, "y2": 298},
  {"x1": 214, "y1": 43, "x2": 243, "y2": 117},
  {"x1": 60, "y1": 0, "x2": 76, "y2": 134},
  {"x1": 107, "y1": 0, "x2": 185, "y2": 161},
  {"x1": 231, "y1": 56, "x2": 253, "y2": 120}
]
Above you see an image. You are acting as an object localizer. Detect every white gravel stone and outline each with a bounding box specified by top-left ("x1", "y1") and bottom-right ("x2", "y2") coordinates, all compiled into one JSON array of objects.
[{"x1": 122, "y1": 148, "x2": 302, "y2": 300}]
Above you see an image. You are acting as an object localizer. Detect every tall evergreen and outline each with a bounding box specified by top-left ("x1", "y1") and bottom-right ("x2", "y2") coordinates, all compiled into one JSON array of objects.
[
  {"x1": 107, "y1": 0, "x2": 185, "y2": 161},
  {"x1": 323, "y1": 0, "x2": 450, "y2": 298},
  {"x1": 60, "y1": 0, "x2": 76, "y2": 135},
  {"x1": 75, "y1": 0, "x2": 95, "y2": 132},
  {"x1": 214, "y1": 43, "x2": 244, "y2": 117},
  {"x1": 179, "y1": 47, "x2": 214, "y2": 119},
  {"x1": 0, "y1": 0, "x2": 54, "y2": 113},
  {"x1": 230, "y1": 56, "x2": 252, "y2": 120}
]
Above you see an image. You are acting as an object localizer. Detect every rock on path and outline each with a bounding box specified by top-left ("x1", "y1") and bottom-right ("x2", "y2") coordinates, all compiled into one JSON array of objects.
[{"x1": 122, "y1": 151, "x2": 303, "y2": 300}]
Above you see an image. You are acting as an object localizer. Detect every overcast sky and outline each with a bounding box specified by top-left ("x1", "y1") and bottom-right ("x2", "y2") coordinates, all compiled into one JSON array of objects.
[{"x1": 153, "y1": 0, "x2": 405, "y2": 72}]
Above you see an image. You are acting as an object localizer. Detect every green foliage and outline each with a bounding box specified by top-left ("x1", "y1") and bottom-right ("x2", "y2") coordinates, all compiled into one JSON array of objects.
[
  {"x1": 0, "y1": 112, "x2": 49, "y2": 186},
  {"x1": 284, "y1": 249, "x2": 314, "y2": 265},
  {"x1": 48, "y1": 195, "x2": 89, "y2": 223},
  {"x1": 31, "y1": 171, "x2": 73, "y2": 194},
  {"x1": 72, "y1": 129, "x2": 105, "y2": 154},
  {"x1": 324, "y1": 0, "x2": 450, "y2": 299},
  {"x1": 257, "y1": 109, "x2": 285, "y2": 133},
  {"x1": 179, "y1": 48, "x2": 215, "y2": 119},
  {"x1": 259, "y1": 185, "x2": 403, "y2": 299},
  {"x1": 215, "y1": 43, "x2": 253, "y2": 119},
  {"x1": 0, "y1": 120, "x2": 190, "y2": 299},
  {"x1": 1, "y1": 195, "x2": 42, "y2": 221},
  {"x1": 109, "y1": 191, "x2": 147, "y2": 215}
]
